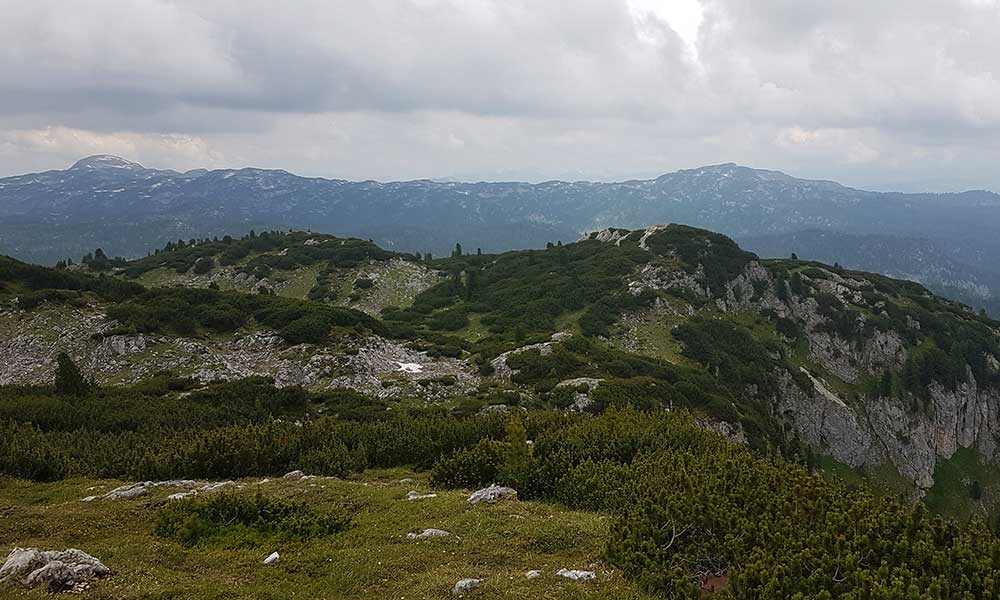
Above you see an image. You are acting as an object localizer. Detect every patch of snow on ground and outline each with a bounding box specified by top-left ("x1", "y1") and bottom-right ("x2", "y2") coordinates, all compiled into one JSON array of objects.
[{"x1": 398, "y1": 362, "x2": 424, "y2": 373}]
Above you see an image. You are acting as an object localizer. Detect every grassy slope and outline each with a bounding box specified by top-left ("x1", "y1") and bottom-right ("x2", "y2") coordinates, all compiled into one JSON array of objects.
[
  {"x1": 0, "y1": 470, "x2": 651, "y2": 600},
  {"x1": 924, "y1": 447, "x2": 1000, "y2": 523}
]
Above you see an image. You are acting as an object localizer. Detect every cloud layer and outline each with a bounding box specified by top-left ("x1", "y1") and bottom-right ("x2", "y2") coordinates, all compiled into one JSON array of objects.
[{"x1": 1, "y1": 0, "x2": 999, "y2": 190}]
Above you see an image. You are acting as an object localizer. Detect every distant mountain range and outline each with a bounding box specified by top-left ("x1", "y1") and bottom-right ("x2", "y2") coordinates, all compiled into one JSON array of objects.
[{"x1": 2, "y1": 155, "x2": 999, "y2": 313}]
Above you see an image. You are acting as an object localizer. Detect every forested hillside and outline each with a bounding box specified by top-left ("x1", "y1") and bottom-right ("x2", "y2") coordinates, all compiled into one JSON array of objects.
[
  {"x1": 4, "y1": 157, "x2": 1000, "y2": 316},
  {"x1": 3, "y1": 224, "x2": 1000, "y2": 598}
]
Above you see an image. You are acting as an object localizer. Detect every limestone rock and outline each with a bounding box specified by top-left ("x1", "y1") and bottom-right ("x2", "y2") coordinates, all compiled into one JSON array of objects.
[
  {"x1": 557, "y1": 568, "x2": 596, "y2": 581},
  {"x1": 468, "y1": 485, "x2": 517, "y2": 505},
  {"x1": 0, "y1": 548, "x2": 109, "y2": 590},
  {"x1": 102, "y1": 480, "x2": 203, "y2": 500},
  {"x1": 452, "y1": 578, "x2": 482, "y2": 595},
  {"x1": 406, "y1": 490, "x2": 438, "y2": 501},
  {"x1": 102, "y1": 482, "x2": 154, "y2": 500},
  {"x1": 407, "y1": 528, "x2": 449, "y2": 539}
]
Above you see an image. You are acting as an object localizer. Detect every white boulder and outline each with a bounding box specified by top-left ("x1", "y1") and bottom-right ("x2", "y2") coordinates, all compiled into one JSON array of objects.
[
  {"x1": 468, "y1": 485, "x2": 517, "y2": 504},
  {"x1": 452, "y1": 578, "x2": 482, "y2": 595},
  {"x1": 0, "y1": 548, "x2": 109, "y2": 591},
  {"x1": 407, "y1": 528, "x2": 450, "y2": 539},
  {"x1": 405, "y1": 490, "x2": 438, "y2": 501},
  {"x1": 556, "y1": 568, "x2": 596, "y2": 581}
]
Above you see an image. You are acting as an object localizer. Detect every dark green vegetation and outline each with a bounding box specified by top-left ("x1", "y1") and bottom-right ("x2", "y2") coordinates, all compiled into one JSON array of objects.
[
  {"x1": 4, "y1": 223, "x2": 1000, "y2": 597},
  {"x1": 117, "y1": 230, "x2": 400, "y2": 279},
  {"x1": 105, "y1": 286, "x2": 385, "y2": 344},
  {"x1": 5, "y1": 158, "x2": 1000, "y2": 321},
  {"x1": 385, "y1": 225, "x2": 753, "y2": 344},
  {"x1": 0, "y1": 254, "x2": 142, "y2": 308},
  {"x1": 2, "y1": 377, "x2": 999, "y2": 598},
  {"x1": 155, "y1": 492, "x2": 353, "y2": 546}
]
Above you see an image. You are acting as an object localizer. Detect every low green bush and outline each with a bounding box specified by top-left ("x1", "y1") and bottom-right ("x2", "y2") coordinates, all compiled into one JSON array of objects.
[{"x1": 155, "y1": 492, "x2": 352, "y2": 546}]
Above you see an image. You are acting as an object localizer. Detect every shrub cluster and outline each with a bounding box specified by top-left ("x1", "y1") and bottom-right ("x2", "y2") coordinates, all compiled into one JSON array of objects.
[
  {"x1": 155, "y1": 492, "x2": 352, "y2": 546},
  {"x1": 3, "y1": 377, "x2": 1000, "y2": 598}
]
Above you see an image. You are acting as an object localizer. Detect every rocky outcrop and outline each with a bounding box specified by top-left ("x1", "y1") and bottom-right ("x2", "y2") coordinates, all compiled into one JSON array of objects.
[
  {"x1": 555, "y1": 377, "x2": 603, "y2": 411},
  {"x1": 776, "y1": 372, "x2": 874, "y2": 469},
  {"x1": 628, "y1": 262, "x2": 708, "y2": 299},
  {"x1": 778, "y1": 367, "x2": 1000, "y2": 491},
  {"x1": 468, "y1": 485, "x2": 517, "y2": 504},
  {"x1": 587, "y1": 228, "x2": 630, "y2": 245},
  {"x1": 407, "y1": 528, "x2": 449, "y2": 539},
  {"x1": 452, "y1": 578, "x2": 482, "y2": 595},
  {"x1": 1, "y1": 548, "x2": 109, "y2": 592},
  {"x1": 617, "y1": 257, "x2": 1000, "y2": 491},
  {"x1": 556, "y1": 569, "x2": 596, "y2": 581},
  {"x1": 102, "y1": 480, "x2": 197, "y2": 500},
  {"x1": 490, "y1": 332, "x2": 571, "y2": 379},
  {"x1": 0, "y1": 306, "x2": 478, "y2": 401},
  {"x1": 405, "y1": 491, "x2": 438, "y2": 501}
]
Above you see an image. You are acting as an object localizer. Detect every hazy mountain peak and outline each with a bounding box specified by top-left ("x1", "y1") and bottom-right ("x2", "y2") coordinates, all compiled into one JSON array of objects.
[{"x1": 70, "y1": 155, "x2": 145, "y2": 171}]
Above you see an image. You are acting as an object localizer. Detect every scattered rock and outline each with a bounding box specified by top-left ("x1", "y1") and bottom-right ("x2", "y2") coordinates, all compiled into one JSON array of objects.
[
  {"x1": 405, "y1": 490, "x2": 438, "y2": 501},
  {"x1": 556, "y1": 568, "x2": 596, "y2": 581},
  {"x1": 167, "y1": 491, "x2": 196, "y2": 501},
  {"x1": 263, "y1": 552, "x2": 280, "y2": 565},
  {"x1": 0, "y1": 548, "x2": 109, "y2": 590},
  {"x1": 452, "y1": 578, "x2": 482, "y2": 595},
  {"x1": 399, "y1": 478, "x2": 415, "y2": 484},
  {"x1": 80, "y1": 496, "x2": 98, "y2": 503},
  {"x1": 283, "y1": 470, "x2": 305, "y2": 479},
  {"x1": 102, "y1": 482, "x2": 154, "y2": 500},
  {"x1": 407, "y1": 528, "x2": 449, "y2": 539},
  {"x1": 468, "y1": 485, "x2": 517, "y2": 505},
  {"x1": 100, "y1": 480, "x2": 223, "y2": 500},
  {"x1": 525, "y1": 570, "x2": 542, "y2": 579},
  {"x1": 199, "y1": 481, "x2": 233, "y2": 492}
]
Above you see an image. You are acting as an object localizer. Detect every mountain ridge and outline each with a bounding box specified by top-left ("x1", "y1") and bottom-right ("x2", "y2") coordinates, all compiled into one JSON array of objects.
[{"x1": 3, "y1": 156, "x2": 1000, "y2": 316}]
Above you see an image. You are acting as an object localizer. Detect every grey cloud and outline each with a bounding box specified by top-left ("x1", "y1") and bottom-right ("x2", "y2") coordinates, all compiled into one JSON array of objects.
[{"x1": 1, "y1": 0, "x2": 1000, "y2": 191}]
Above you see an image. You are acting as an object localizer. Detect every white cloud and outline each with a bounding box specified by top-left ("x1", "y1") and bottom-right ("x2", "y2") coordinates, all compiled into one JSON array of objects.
[{"x1": 0, "y1": 126, "x2": 225, "y2": 173}]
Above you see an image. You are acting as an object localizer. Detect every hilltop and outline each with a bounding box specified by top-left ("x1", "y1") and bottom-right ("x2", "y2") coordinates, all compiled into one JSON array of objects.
[
  {"x1": 4, "y1": 223, "x2": 1000, "y2": 597},
  {"x1": 3, "y1": 225, "x2": 1000, "y2": 510},
  {"x1": 3, "y1": 157, "x2": 1000, "y2": 314}
]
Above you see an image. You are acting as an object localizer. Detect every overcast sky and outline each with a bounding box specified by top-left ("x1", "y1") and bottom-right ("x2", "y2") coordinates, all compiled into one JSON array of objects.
[{"x1": 1, "y1": 0, "x2": 999, "y2": 191}]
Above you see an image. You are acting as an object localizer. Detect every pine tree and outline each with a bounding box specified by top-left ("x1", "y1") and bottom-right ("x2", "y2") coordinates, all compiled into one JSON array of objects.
[
  {"x1": 500, "y1": 415, "x2": 530, "y2": 488},
  {"x1": 464, "y1": 269, "x2": 478, "y2": 300},
  {"x1": 54, "y1": 352, "x2": 91, "y2": 397}
]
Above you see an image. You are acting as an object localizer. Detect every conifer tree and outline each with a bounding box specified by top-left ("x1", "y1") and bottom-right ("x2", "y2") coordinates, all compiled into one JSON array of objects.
[{"x1": 54, "y1": 352, "x2": 91, "y2": 397}]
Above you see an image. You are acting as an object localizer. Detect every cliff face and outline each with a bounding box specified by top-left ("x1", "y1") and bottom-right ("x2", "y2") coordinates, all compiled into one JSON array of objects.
[
  {"x1": 606, "y1": 225, "x2": 1000, "y2": 491},
  {"x1": 779, "y1": 369, "x2": 1000, "y2": 491},
  {"x1": 755, "y1": 262, "x2": 998, "y2": 491}
]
